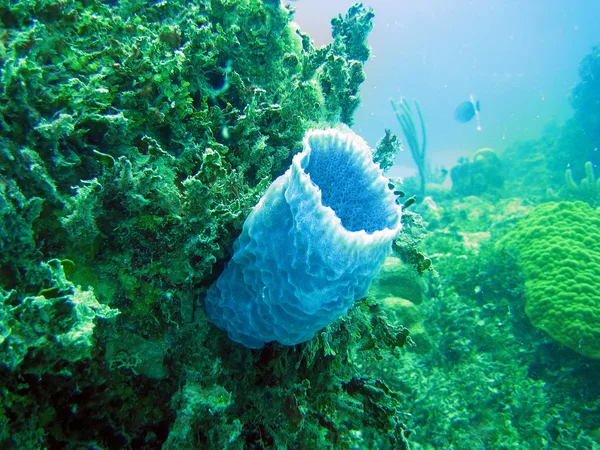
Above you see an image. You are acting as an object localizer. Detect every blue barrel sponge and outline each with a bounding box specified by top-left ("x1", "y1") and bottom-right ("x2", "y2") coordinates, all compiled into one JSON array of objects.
[{"x1": 204, "y1": 128, "x2": 402, "y2": 348}]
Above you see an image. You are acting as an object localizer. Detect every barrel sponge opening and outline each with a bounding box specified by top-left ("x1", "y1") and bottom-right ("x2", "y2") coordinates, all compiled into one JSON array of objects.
[
  {"x1": 303, "y1": 129, "x2": 400, "y2": 233},
  {"x1": 204, "y1": 127, "x2": 402, "y2": 349}
]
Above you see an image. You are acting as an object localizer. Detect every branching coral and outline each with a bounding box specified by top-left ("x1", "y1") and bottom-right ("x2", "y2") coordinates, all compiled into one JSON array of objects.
[
  {"x1": 564, "y1": 161, "x2": 600, "y2": 205},
  {"x1": 391, "y1": 98, "x2": 427, "y2": 198},
  {"x1": 372, "y1": 128, "x2": 401, "y2": 173},
  {"x1": 0, "y1": 259, "x2": 119, "y2": 372}
]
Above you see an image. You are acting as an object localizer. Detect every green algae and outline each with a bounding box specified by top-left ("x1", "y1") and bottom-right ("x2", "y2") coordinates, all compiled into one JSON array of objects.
[{"x1": 0, "y1": 1, "x2": 416, "y2": 448}]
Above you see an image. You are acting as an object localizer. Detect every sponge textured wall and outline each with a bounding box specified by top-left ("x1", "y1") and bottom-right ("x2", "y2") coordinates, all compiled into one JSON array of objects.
[{"x1": 204, "y1": 128, "x2": 402, "y2": 348}]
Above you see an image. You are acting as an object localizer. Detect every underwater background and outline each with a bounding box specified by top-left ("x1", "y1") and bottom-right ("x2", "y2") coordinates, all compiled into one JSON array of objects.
[{"x1": 1, "y1": 0, "x2": 599, "y2": 449}]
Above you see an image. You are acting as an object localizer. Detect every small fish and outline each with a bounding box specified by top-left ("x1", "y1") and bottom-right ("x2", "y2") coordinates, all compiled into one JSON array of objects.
[{"x1": 454, "y1": 95, "x2": 482, "y2": 131}]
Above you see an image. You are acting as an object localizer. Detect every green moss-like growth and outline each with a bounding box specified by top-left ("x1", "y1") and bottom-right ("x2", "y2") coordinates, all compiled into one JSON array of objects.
[
  {"x1": 0, "y1": 0, "x2": 376, "y2": 325},
  {"x1": 373, "y1": 128, "x2": 401, "y2": 173},
  {"x1": 389, "y1": 240, "x2": 600, "y2": 448},
  {"x1": 0, "y1": 0, "x2": 416, "y2": 447},
  {"x1": 1, "y1": 0, "x2": 373, "y2": 296},
  {"x1": 499, "y1": 201, "x2": 600, "y2": 359},
  {"x1": 382, "y1": 195, "x2": 600, "y2": 448},
  {"x1": 0, "y1": 259, "x2": 123, "y2": 449},
  {"x1": 166, "y1": 298, "x2": 411, "y2": 449},
  {"x1": 0, "y1": 259, "x2": 119, "y2": 372},
  {"x1": 393, "y1": 209, "x2": 432, "y2": 275}
]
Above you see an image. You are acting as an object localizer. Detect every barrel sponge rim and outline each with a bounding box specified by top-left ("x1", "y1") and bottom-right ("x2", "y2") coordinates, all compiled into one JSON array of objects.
[{"x1": 290, "y1": 127, "x2": 402, "y2": 248}]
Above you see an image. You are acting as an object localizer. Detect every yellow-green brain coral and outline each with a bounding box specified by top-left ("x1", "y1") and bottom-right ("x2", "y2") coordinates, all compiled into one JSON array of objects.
[{"x1": 500, "y1": 201, "x2": 600, "y2": 359}]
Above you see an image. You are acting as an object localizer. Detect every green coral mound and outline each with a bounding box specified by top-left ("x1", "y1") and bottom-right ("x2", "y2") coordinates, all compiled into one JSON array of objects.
[{"x1": 500, "y1": 201, "x2": 600, "y2": 359}]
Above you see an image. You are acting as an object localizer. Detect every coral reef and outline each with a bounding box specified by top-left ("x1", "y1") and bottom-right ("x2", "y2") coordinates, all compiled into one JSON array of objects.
[
  {"x1": 380, "y1": 194, "x2": 600, "y2": 448},
  {"x1": 0, "y1": 0, "x2": 416, "y2": 447},
  {"x1": 370, "y1": 43, "x2": 600, "y2": 449},
  {"x1": 9, "y1": 0, "x2": 599, "y2": 448},
  {"x1": 501, "y1": 124, "x2": 557, "y2": 200},
  {"x1": 498, "y1": 201, "x2": 600, "y2": 359},
  {"x1": 542, "y1": 47, "x2": 600, "y2": 185},
  {"x1": 450, "y1": 148, "x2": 504, "y2": 197},
  {"x1": 393, "y1": 244, "x2": 600, "y2": 449},
  {"x1": 372, "y1": 128, "x2": 401, "y2": 173},
  {"x1": 166, "y1": 299, "x2": 412, "y2": 449},
  {"x1": 564, "y1": 161, "x2": 600, "y2": 206},
  {"x1": 0, "y1": 259, "x2": 119, "y2": 372}
]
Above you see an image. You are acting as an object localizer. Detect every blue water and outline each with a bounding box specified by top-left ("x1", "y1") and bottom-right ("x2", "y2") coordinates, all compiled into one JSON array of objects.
[{"x1": 294, "y1": 0, "x2": 600, "y2": 176}]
